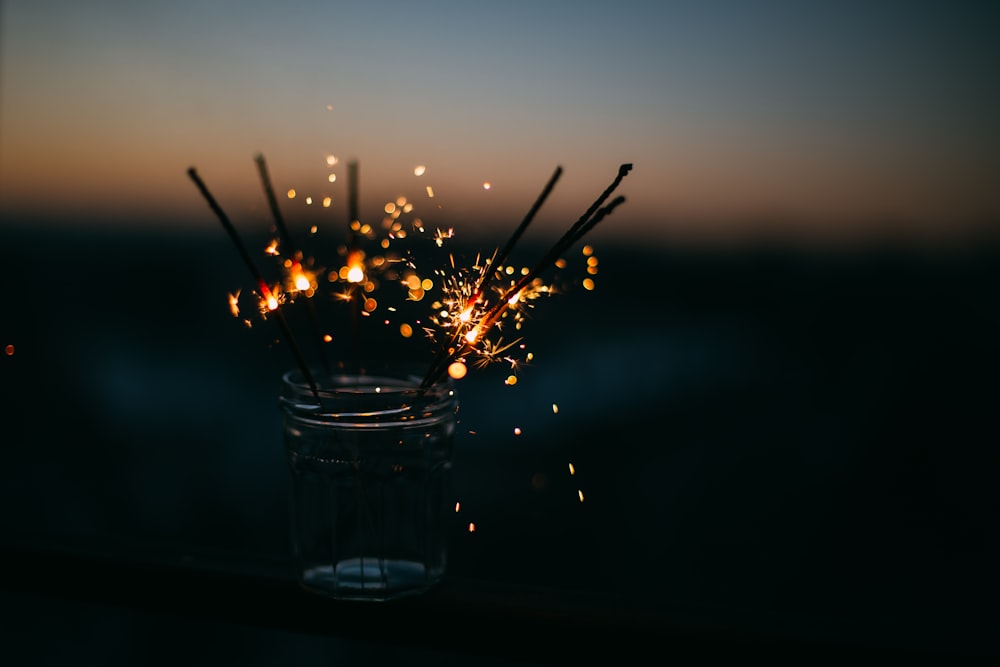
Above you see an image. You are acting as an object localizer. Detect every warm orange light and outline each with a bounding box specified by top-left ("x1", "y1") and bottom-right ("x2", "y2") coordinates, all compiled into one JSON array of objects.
[
  {"x1": 4, "y1": 344, "x2": 13, "y2": 356},
  {"x1": 447, "y1": 361, "x2": 468, "y2": 380},
  {"x1": 346, "y1": 263, "x2": 365, "y2": 284},
  {"x1": 228, "y1": 292, "x2": 240, "y2": 317}
]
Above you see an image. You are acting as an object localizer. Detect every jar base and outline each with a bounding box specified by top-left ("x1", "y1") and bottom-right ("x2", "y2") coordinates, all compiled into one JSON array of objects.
[{"x1": 301, "y1": 559, "x2": 442, "y2": 601}]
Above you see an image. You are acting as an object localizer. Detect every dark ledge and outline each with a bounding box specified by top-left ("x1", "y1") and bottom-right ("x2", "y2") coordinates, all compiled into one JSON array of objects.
[{"x1": 0, "y1": 538, "x2": 975, "y2": 664}]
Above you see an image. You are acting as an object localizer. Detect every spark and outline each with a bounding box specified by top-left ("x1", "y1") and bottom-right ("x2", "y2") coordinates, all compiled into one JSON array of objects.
[
  {"x1": 552, "y1": 403, "x2": 559, "y2": 414},
  {"x1": 414, "y1": 165, "x2": 426, "y2": 176},
  {"x1": 4, "y1": 344, "x2": 13, "y2": 356},
  {"x1": 468, "y1": 523, "x2": 476, "y2": 533},
  {"x1": 578, "y1": 490, "x2": 585, "y2": 502},
  {"x1": 568, "y1": 463, "x2": 575, "y2": 475},
  {"x1": 228, "y1": 291, "x2": 241, "y2": 317},
  {"x1": 514, "y1": 427, "x2": 522, "y2": 436}
]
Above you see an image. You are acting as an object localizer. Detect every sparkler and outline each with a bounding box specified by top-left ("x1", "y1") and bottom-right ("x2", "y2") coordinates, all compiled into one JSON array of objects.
[
  {"x1": 254, "y1": 153, "x2": 333, "y2": 376},
  {"x1": 188, "y1": 158, "x2": 632, "y2": 400},
  {"x1": 187, "y1": 167, "x2": 320, "y2": 398},
  {"x1": 418, "y1": 163, "x2": 632, "y2": 388}
]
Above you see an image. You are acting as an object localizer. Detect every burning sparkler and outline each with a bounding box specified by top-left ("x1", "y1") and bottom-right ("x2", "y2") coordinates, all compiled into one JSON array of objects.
[{"x1": 187, "y1": 158, "x2": 632, "y2": 399}]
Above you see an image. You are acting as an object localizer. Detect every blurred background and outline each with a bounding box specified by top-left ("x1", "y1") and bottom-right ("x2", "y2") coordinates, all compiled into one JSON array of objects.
[{"x1": 1, "y1": 1, "x2": 999, "y2": 663}]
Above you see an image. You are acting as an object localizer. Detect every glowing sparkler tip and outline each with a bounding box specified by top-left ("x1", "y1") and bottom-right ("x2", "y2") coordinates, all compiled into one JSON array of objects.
[{"x1": 347, "y1": 265, "x2": 365, "y2": 283}]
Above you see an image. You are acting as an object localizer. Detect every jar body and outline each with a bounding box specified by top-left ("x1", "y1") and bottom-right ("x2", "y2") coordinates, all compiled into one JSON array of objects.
[{"x1": 280, "y1": 366, "x2": 457, "y2": 601}]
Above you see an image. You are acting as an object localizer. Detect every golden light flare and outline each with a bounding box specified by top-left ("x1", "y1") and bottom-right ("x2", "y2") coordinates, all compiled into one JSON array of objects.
[
  {"x1": 414, "y1": 165, "x2": 426, "y2": 176},
  {"x1": 578, "y1": 490, "x2": 585, "y2": 502},
  {"x1": 568, "y1": 463, "x2": 575, "y2": 475},
  {"x1": 552, "y1": 403, "x2": 559, "y2": 414},
  {"x1": 454, "y1": 502, "x2": 461, "y2": 512},
  {"x1": 468, "y1": 523, "x2": 476, "y2": 533},
  {"x1": 514, "y1": 427, "x2": 522, "y2": 436},
  {"x1": 228, "y1": 291, "x2": 241, "y2": 318},
  {"x1": 286, "y1": 189, "x2": 296, "y2": 199},
  {"x1": 447, "y1": 361, "x2": 468, "y2": 380},
  {"x1": 482, "y1": 182, "x2": 491, "y2": 190}
]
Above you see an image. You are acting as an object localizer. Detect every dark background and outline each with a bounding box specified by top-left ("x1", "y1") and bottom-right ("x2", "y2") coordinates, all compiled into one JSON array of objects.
[{"x1": 1, "y1": 223, "x2": 998, "y2": 662}]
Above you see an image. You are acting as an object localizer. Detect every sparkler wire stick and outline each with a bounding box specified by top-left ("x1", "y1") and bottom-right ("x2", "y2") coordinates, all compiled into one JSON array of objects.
[
  {"x1": 254, "y1": 153, "x2": 333, "y2": 377},
  {"x1": 347, "y1": 160, "x2": 362, "y2": 373},
  {"x1": 187, "y1": 167, "x2": 320, "y2": 400}
]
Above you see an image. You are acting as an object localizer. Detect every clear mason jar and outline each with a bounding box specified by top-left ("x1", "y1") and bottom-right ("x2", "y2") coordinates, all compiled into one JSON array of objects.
[{"x1": 279, "y1": 364, "x2": 458, "y2": 601}]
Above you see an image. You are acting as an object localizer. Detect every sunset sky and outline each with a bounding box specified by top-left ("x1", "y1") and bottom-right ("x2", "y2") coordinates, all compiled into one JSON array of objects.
[{"x1": 1, "y1": 1, "x2": 998, "y2": 246}]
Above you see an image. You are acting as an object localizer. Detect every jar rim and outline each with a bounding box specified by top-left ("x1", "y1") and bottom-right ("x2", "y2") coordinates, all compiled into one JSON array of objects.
[{"x1": 279, "y1": 363, "x2": 458, "y2": 426}]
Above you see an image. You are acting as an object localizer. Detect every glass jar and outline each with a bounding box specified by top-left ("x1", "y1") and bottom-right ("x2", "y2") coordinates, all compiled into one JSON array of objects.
[{"x1": 279, "y1": 364, "x2": 458, "y2": 601}]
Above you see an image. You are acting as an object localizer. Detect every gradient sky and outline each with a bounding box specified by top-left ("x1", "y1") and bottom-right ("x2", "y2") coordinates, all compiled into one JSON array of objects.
[{"x1": 1, "y1": 1, "x2": 998, "y2": 246}]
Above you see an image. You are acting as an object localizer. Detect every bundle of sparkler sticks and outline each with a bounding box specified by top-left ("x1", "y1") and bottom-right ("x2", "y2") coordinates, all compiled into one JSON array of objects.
[{"x1": 187, "y1": 158, "x2": 631, "y2": 400}]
